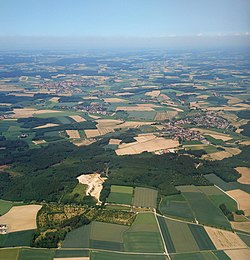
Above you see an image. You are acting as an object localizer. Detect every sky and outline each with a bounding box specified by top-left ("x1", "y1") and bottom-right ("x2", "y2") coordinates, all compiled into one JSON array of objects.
[{"x1": 0, "y1": 0, "x2": 249, "y2": 49}]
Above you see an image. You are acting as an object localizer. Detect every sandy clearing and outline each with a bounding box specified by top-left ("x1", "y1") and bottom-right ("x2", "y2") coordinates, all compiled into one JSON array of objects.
[
  {"x1": 145, "y1": 90, "x2": 161, "y2": 98},
  {"x1": 116, "y1": 106, "x2": 154, "y2": 111},
  {"x1": 49, "y1": 97, "x2": 60, "y2": 102},
  {"x1": 224, "y1": 249, "x2": 250, "y2": 260},
  {"x1": 235, "y1": 167, "x2": 250, "y2": 185},
  {"x1": 231, "y1": 221, "x2": 250, "y2": 233},
  {"x1": 70, "y1": 115, "x2": 86, "y2": 122},
  {"x1": 227, "y1": 189, "x2": 250, "y2": 216},
  {"x1": 66, "y1": 130, "x2": 81, "y2": 139},
  {"x1": 116, "y1": 137, "x2": 179, "y2": 155},
  {"x1": 77, "y1": 173, "x2": 106, "y2": 203},
  {"x1": 104, "y1": 98, "x2": 127, "y2": 103},
  {"x1": 109, "y1": 139, "x2": 121, "y2": 145},
  {"x1": 0, "y1": 205, "x2": 42, "y2": 233},
  {"x1": 205, "y1": 133, "x2": 232, "y2": 141},
  {"x1": 32, "y1": 140, "x2": 46, "y2": 145},
  {"x1": 204, "y1": 226, "x2": 247, "y2": 250},
  {"x1": 34, "y1": 123, "x2": 59, "y2": 129}
]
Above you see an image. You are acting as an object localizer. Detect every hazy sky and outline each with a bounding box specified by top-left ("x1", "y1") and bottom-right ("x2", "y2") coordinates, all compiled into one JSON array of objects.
[{"x1": 0, "y1": 0, "x2": 249, "y2": 49}]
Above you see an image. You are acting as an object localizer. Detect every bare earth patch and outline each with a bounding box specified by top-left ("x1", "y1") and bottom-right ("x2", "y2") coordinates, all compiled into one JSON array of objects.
[
  {"x1": 204, "y1": 226, "x2": 247, "y2": 250},
  {"x1": 235, "y1": 167, "x2": 250, "y2": 185},
  {"x1": 0, "y1": 205, "x2": 42, "y2": 233},
  {"x1": 77, "y1": 173, "x2": 107, "y2": 203},
  {"x1": 69, "y1": 115, "x2": 86, "y2": 122},
  {"x1": 224, "y1": 249, "x2": 250, "y2": 260},
  {"x1": 66, "y1": 130, "x2": 81, "y2": 139},
  {"x1": 227, "y1": 189, "x2": 250, "y2": 215}
]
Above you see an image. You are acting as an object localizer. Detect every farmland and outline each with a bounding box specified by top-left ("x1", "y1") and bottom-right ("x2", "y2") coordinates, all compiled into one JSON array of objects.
[{"x1": 0, "y1": 49, "x2": 249, "y2": 259}]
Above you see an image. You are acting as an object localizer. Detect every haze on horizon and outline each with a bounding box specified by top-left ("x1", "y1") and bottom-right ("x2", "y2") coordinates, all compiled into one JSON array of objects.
[{"x1": 0, "y1": 0, "x2": 250, "y2": 50}]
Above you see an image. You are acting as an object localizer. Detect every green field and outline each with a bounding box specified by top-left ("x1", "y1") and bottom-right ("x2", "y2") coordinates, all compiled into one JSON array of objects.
[
  {"x1": 177, "y1": 186, "x2": 232, "y2": 229},
  {"x1": 237, "y1": 232, "x2": 250, "y2": 247},
  {"x1": 188, "y1": 224, "x2": 216, "y2": 250},
  {"x1": 111, "y1": 185, "x2": 133, "y2": 194},
  {"x1": 123, "y1": 213, "x2": 164, "y2": 253},
  {"x1": 62, "y1": 183, "x2": 87, "y2": 203},
  {"x1": 90, "y1": 239, "x2": 124, "y2": 251},
  {"x1": 18, "y1": 248, "x2": 55, "y2": 260},
  {"x1": 0, "y1": 248, "x2": 20, "y2": 260},
  {"x1": 170, "y1": 251, "x2": 222, "y2": 260},
  {"x1": 159, "y1": 195, "x2": 195, "y2": 221},
  {"x1": 107, "y1": 185, "x2": 133, "y2": 205},
  {"x1": 55, "y1": 249, "x2": 89, "y2": 258},
  {"x1": 62, "y1": 224, "x2": 91, "y2": 248},
  {"x1": 0, "y1": 199, "x2": 13, "y2": 216},
  {"x1": 91, "y1": 251, "x2": 166, "y2": 260},
  {"x1": 204, "y1": 174, "x2": 235, "y2": 191},
  {"x1": 123, "y1": 231, "x2": 164, "y2": 253},
  {"x1": 0, "y1": 230, "x2": 34, "y2": 247},
  {"x1": 197, "y1": 186, "x2": 238, "y2": 212},
  {"x1": 165, "y1": 218, "x2": 200, "y2": 253},
  {"x1": 91, "y1": 221, "x2": 129, "y2": 243},
  {"x1": 132, "y1": 187, "x2": 158, "y2": 208}
]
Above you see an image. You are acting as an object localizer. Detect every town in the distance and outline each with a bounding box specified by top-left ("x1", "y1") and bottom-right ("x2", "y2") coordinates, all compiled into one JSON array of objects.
[{"x1": 0, "y1": 49, "x2": 250, "y2": 260}]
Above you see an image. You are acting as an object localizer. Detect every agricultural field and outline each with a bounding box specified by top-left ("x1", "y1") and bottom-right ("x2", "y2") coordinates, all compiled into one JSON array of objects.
[
  {"x1": 0, "y1": 205, "x2": 42, "y2": 232},
  {"x1": 107, "y1": 185, "x2": 133, "y2": 205},
  {"x1": 132, "y1": 187, "x2": 158, "y2": 208}
]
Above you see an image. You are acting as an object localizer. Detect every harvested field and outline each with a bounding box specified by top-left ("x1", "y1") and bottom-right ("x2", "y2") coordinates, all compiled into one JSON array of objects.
[
  {"x1": 205, "y1": 226, "x2": 247, "y2": 250},
  {"x1": 240, "y1": 141, "x2": 250, "y2": 146},
  {"x1": 88, "y1": 114, "x2": 101, "y2": 119},
  {"x1": 69, "y1": 115, "x2": 86, "y2": 122},
  {"x1": 77, "y1": 173, "x2": 107, "y2": 202},
  {"x1": 96, "y1": 119, "x2": 123, "y2": 127},
  {"x1": 224, "y1": 249, "x2": 250, "y2": 260},
  {"x1": 66, "y1": 130, "x2": 81, "y2": 139},
  {"x1": 55, "y1": 258, "x2": 89, "y2": 260},
  {"x1": 96, "y1": 127, "x2": 114, "y2": 136},
  {"x1": 12, "y1": 108, "x2": 61, "y2": 118},
  {"x1": 0, "y1": 205, "x2": 42, "y2": 233},
  {"x1": 133, "y1": 187, "x2": 158, "y2": 208},
  {"x1": 103, "y1": 98, "x2": 127, "y2": 103},
  {"x1": 115, "y1": 92, "x2": 134, "y2": 96},
  {"x1": 34, "y1": 123, "x2": 59, "y2": 129},
  {"x1": 224, "y1": 96, "x2": 242, "y2": 105},
  {"x1": 231, "y1": 221, "x2": 250, "y2": 233},
  {"x1": 109, "y1": 139, "x2": 121, "y2": 145},
  {"x1": 84, "y1": 129, "x2": 100, "y2": 138},
  {"x1": 202, "y1": 147, "x2": 241, "y2": 160},
  {"x1": 154, "y1": 111, "x2": 178, "y2": 120},
  {"x1": 207, "y1": 106, "x2": 248, "y2": 111},
  {"x1": 235, "y1": 167, "x2": 250, "y2": 185},
  {"x1": 32, "y1": 140, "x2": 46, "y2": 145},
  {"x1": 116, "y1": 106, "x2": 154, "y2": 111},
  {"x1": 145, "y1": 90, "x2": 161, "y2": 97},
  {"x1": 226, "y1": 189, "x2": 250, "y2": 216},
  {"x1": 116, "y1": 137, "x2": 179, "y2": 156},
  {"x1": 73, "y1": 139, "x2": 96, "y2": 147}
]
